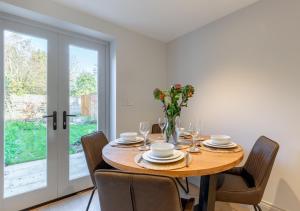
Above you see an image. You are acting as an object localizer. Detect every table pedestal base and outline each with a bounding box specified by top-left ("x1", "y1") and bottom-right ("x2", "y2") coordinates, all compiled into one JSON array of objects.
[{"x1": 194, "y1": 175, "x2": 217, "y2": 211}]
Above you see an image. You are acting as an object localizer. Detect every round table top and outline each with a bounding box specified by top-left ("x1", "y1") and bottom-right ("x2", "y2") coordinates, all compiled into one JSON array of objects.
[{"x1": 102, "y1": 134, "x2": 244, "y2": 177}]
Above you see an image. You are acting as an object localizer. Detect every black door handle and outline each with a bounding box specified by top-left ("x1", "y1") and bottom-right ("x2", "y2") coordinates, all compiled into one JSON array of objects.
[
  {"x1": 43, "y1": 111, "x2": 57, "y2": 130},
  {"x1": 63, "y1": 111, "x2": 77, "y2": 129}
]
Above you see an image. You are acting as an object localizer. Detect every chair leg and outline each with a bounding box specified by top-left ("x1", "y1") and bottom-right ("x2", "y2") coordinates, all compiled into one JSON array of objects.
[
  {"x1": 86, "y1": 187, "x2": 96, "y2": 211},
  {"x1": 256, "y1": 204, "x2": 262, "y2": 211},
  {"x1": 176, "y1": 177, "x2": 189, "y2": 194},
  {"x1": 253, "y1": 205, "x2": 262, "y2": 211},
  {"x1": 185, "y1": 177, "x2": 190, "y2": 193}
]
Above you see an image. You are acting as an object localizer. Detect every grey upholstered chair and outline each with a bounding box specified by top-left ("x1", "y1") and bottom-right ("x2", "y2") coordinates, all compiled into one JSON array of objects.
[
  {"x1": 216, "y1": 136, "x2": 279, "y2": 211},
  {"x1": 94, "y1": 170, "x2": 195, "y2": 211},
  {"x1": 152, "y1": 123, "x2": 190, "y2": 194},
  {"x1": 81, "y1": 131, "x2": 113, "y2": 211}
]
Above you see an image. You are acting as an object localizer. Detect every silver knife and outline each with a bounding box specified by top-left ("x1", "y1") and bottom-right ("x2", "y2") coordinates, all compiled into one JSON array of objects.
[{"x1": 185, "y1": 152, "x2": 189, "y2": 167}]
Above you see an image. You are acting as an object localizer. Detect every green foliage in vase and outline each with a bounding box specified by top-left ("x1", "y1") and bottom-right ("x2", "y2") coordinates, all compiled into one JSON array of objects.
[
  {"x1": 153, "y1": 84, "x2": 195, "y2": 140},
  {"x1": 153, "y1": 84, "x2": 195, "y2": 118}
]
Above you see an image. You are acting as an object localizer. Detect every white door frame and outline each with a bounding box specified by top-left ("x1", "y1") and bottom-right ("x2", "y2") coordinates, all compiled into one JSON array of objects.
[
  {"x1": 0, "y1": 19, "x2": 59, "y2": 210},
  {"x1": 0, "y1": 18, "x2": 5, "y2": 211},
  {"x1": 0, "y1": 14, "x2": 110, "y2": 210},
  {"x1": 57, "y1": 34, "x2": 108, "y2": 196}
]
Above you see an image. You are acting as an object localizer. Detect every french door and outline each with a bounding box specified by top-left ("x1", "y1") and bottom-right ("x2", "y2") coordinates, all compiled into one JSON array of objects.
[
  {"x1": 57, "y1": 35, "x2": 107, "y2": 196},
  {"x1": 0, "y1": 17, "x2": 108, "y2": 210}
]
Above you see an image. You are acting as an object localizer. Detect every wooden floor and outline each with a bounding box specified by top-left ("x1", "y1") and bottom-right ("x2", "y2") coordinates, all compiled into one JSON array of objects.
[{"x1": 30, "y1": 182, "x2": 254, "y2": 211}]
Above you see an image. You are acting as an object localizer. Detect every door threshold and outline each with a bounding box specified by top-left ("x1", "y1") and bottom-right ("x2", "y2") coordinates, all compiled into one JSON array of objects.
[{"x1": 21, "y1": 187, "x2": 94, "y2": 211}]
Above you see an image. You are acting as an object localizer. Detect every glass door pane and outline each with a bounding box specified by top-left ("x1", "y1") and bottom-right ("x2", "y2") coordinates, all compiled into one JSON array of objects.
[
  {"x1": 69, "y1": 45, "x2": 98, "y2": 180},
  {"x1": 3, "y1": 31, "x2": 47, "y2": 197}
]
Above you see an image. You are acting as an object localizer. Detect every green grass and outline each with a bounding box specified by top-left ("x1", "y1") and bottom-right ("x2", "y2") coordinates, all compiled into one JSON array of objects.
[{"x1": 4, "y1": 120, "x2": 96, "y2": 166}]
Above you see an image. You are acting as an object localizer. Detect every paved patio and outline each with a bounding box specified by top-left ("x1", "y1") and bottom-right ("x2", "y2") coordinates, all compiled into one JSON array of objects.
[{"x1": 4, "y1": 152, "x2": 89, "y2": 198}]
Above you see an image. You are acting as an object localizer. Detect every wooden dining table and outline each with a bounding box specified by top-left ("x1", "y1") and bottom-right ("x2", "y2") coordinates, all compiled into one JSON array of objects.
[{"x1": 102, "y1": 134, "x2": 244, "y2": 211}]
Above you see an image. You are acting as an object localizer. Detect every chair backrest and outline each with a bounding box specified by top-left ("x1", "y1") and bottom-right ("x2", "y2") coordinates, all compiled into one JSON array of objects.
[
  {"x1": 95, "y1": 170, "x2": 183, "y2": 211},
  {"x1": 152, "y1": 123, "x2": 162, "y2": 134},
  {"x1": 81, "y1": 131, "x2": 109, "y2": 185},
  {"x1": 244, "y1": 136, "x2": 279, "y2": 196}
]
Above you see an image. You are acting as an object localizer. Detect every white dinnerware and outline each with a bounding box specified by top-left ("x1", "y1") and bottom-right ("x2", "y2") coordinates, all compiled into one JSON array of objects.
[
  {"x1": 180, "y1": 131, "x2": 191, "y2": 136},
  {"x1": 176, "y1": 127, "x2": 185, "y2": 137},
  {"x1": 120, "y1": 132, "x2": 138, "y2": 141},
  {"x1": 148, "y1": 149, "x2": 181, "y2": 160},
  {"x1": 142, "y1": 150, "x2": 185, "y2": 163},
  {"x1": 115, "y1": 137, "x2": 143, "y2": 145},
  {"x1": 203, "y1": 139, "x2": 237, "y2": 149},
  {"x1": 150, "y1": 143, "x2": 174, "y2": 158},
  {"x1": 210, "y1": 135, "x2": 231, "y2": 145}
]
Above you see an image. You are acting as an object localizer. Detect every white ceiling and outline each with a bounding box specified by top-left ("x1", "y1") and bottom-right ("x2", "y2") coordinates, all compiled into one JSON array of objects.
[{"x1": 51, "y1": 0, "x2": 259, "y2": 42}]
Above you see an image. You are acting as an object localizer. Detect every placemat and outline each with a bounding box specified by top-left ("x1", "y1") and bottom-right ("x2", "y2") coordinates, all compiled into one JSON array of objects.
[
  {"x1": 134, "y1": 153, "x2": 192, "y2": 170},
  {"x1": 199, "y1": 144, "x2": 243, "y2": 153}
]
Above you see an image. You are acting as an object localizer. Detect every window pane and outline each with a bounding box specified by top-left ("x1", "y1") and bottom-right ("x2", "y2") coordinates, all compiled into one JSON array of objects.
[
  {"x1": 4, "y1": 30, "x2": 48, "y2": 197},
  {"x1": 69, "y1": 45, "x2": 98, "y2": 180}
]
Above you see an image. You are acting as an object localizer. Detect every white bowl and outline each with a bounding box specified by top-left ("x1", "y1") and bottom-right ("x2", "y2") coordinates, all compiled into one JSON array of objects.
[
  {"x1": 176, "y1": 127, "x2": 185, "y2": 136},
  {"x1": 150, "y1": 143, "x2": 175, "y2": 158},
  {"x1": 120, "y1": 132, "x2": 138, "y2": 141},
  {"x1": 210, "y1": 135, "x2": 231, "y2": 145}
]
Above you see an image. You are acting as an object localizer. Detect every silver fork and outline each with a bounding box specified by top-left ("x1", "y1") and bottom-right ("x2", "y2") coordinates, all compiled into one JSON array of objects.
[{"x1": 137, "y1": 155, "x2": 143, "y2": 163}]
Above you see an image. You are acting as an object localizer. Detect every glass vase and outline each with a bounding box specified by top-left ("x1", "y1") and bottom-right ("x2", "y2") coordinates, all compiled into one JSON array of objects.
[{"x1": 165, "y1": 116, "x2": 178, "y2": 144}]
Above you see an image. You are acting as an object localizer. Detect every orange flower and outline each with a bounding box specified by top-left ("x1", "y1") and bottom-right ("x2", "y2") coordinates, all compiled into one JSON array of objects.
[{"x1": 159, "y1": 93, "x2": 165, "y2": 100}]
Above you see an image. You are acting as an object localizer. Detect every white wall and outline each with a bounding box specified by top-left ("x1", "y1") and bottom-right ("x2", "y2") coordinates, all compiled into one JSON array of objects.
[
  {"x1": 167, "y1": 0, "x2": 300, "y2": 210},
  {"x1": 0, "y1": 0, "x2": 167, "y2": 138}
]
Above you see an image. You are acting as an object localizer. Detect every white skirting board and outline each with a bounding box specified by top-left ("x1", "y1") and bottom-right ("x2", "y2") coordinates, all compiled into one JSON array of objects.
[{"x1": 188, "y1": 177, "x2": 285, "y2": 211}]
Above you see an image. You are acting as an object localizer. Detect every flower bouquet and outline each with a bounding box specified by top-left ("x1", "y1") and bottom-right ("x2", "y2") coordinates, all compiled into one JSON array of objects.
[{"x1": 153, "y1": 84, "x2": 195, "y2": 143}]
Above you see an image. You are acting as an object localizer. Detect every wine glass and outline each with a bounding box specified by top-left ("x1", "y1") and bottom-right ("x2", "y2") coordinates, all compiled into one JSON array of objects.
[
  {"x1": 188, "y1": 121, "x2": 201, "y2": 152},
  {"x1": 138, "y1": 121, "x2": 150, "y2": 151},
  {"x1": 175, "y1": 117, "x2": 184, "y2": 139},
  {"x1": 175, "y1": 116, "x2": 181, "y2": 128},
  {"x1": 158, "y1": 117, "x2": 166, "y2": 138}
]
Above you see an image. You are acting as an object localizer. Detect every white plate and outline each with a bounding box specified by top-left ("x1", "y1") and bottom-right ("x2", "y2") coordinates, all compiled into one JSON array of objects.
[
  {"x1": 115, "y1": 137, "x2": 143, "y2": 145},
  {"x1": 181, "y1": 132, "x2": 191, "y2": 136},
  {"x1": 203, "y1": 140, "x2": 237, "y2": 149},
  {"x1": 210, "y1": 135, "x2": 231, "y2": 145},
  {"x1": 142, "y1": 150, "x2": 185, "y2": 163},
  {"x1": 120, "y1": 132, "x2": 138, "y2": 140},
  {"x1": 203, "y1": 140, "x2": 237, "y2": 148},
  {"x1": 147, "y1": 150, "x2": 182, "y2": 160},
  {"x1": 206, "y1": 140, "x2": 234, "y2": 146}
]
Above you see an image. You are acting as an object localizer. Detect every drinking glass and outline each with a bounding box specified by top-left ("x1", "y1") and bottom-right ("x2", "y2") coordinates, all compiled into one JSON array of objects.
[
  {"x1": 158, "y1": 117, "x2": 166, "y2": 138},
  {"x1": 175, "y1": 117, "x2": 183, "y2": 140},
  {"x1": 188, "y1": 122, "x2": 201, "y2": 152},
  {"x1": 138, "y1": 121, "x2": 150, "y2": 151},
  {"x1": 175, "y1": 116, "x2": 181, "y2": 129}
]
